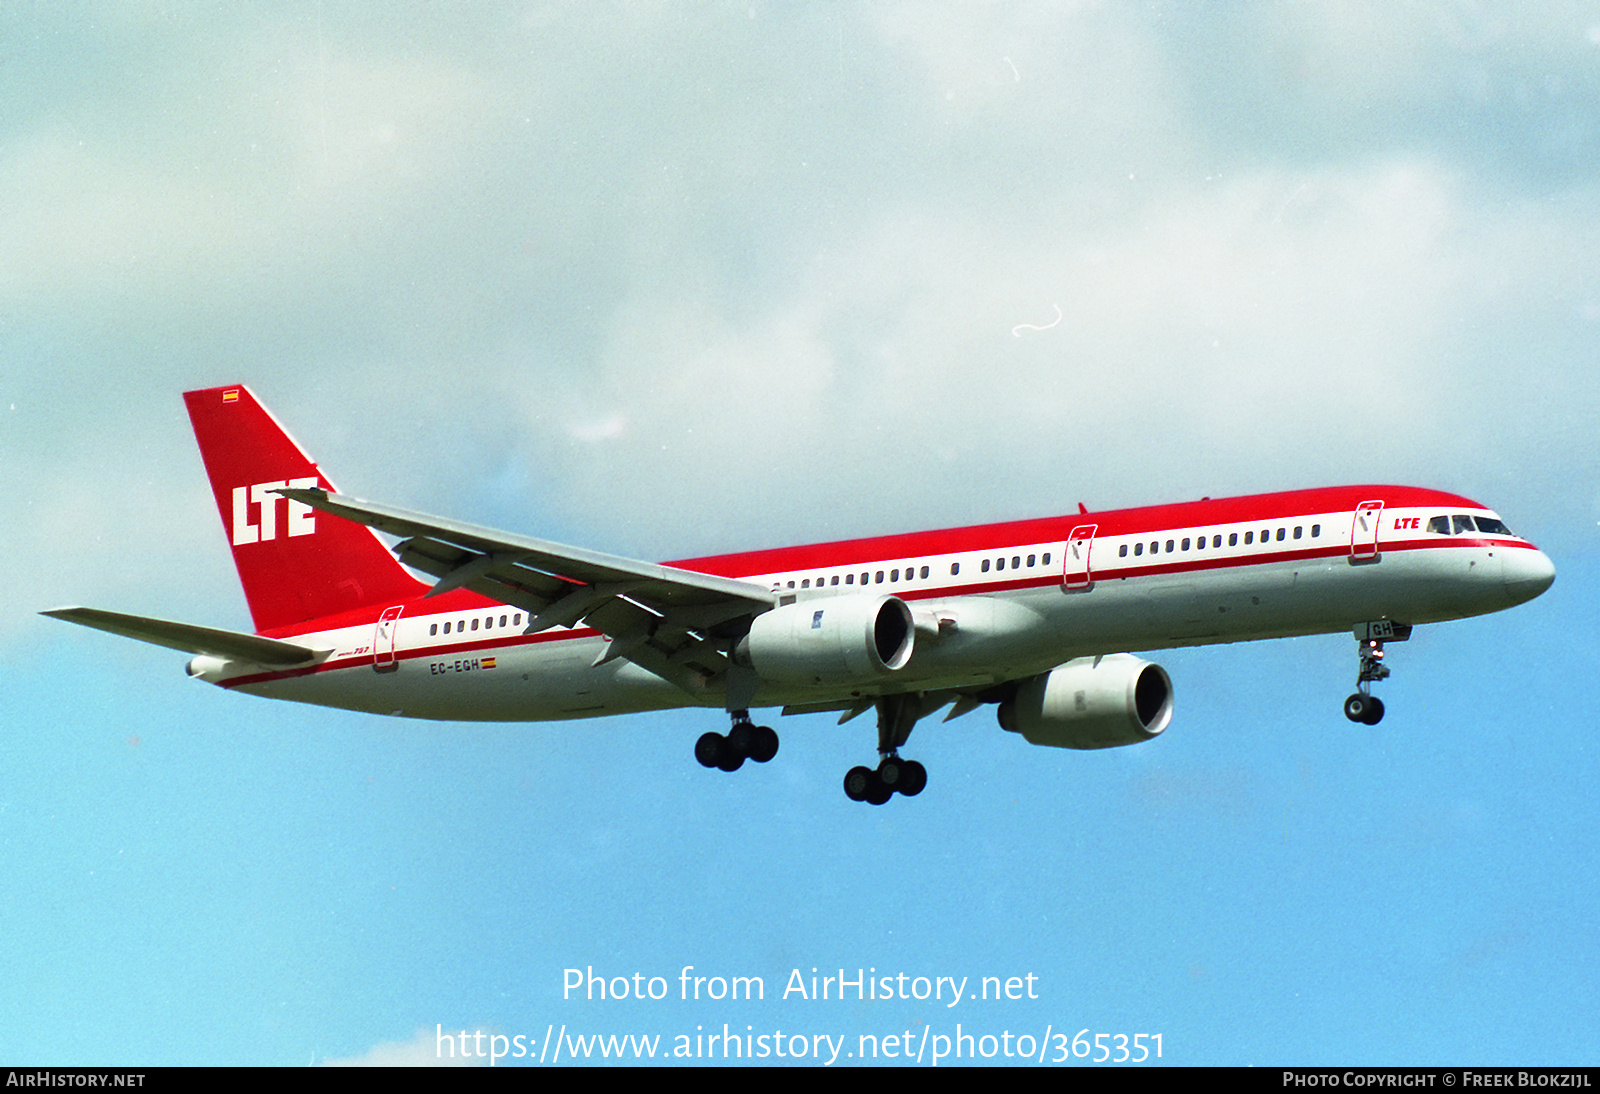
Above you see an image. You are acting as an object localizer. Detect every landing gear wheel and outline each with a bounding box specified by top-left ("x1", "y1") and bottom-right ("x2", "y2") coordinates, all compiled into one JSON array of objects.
[
  {"x1": 843, "y1": 756, "x2": 927, "y2": 802},
  {"x1": 749, "y1": 725, "x2": 779, "y2": 764},
  {"x1": 877, "y1": 756, "x2": 905, "y2": 790},
  {"x1": 1344, "y1": 694, "x2": 1385, "y2": 725},
  {"x1": 726, "y1": 722, "x2": 755, "y2": 758},
  {"x1": 844, "y1": 765, "x2": 875, "y2": 802},
  {"x1": 694, "y1": 732, "x2": 725, "y2": 768},
  {"x1": 704, "y1": 711, "x2": 777, "y2": 773}
]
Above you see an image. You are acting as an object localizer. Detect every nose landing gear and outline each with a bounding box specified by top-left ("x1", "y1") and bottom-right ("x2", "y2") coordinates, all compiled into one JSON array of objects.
[{"x1": 1344, "y1": 622, "x2": 1411, "y2": 725}]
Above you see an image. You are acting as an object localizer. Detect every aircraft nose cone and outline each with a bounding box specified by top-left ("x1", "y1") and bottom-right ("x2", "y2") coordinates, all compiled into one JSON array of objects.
[{"x1": 1503, "y1": 548, "x2": 1555, "y2": 605}]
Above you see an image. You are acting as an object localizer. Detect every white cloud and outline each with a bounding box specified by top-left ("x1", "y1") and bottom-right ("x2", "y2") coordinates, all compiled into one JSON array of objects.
[
  {"x1": 0, "y1": 23, "x2": 496, "y2": 312},
  {"x1": 486, "y1": 155, "x2": 1527, "y2": 551},
  {"x1": 8, "y1": 0, "x2": 1599, "y2": 631}
]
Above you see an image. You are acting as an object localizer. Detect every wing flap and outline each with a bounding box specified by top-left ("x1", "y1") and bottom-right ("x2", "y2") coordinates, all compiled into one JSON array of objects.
[{"x1": 43, "y1": 607, "x2": 324, "y2": 666}]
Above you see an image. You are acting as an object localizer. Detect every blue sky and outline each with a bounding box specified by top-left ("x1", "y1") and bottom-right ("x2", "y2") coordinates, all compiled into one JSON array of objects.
[{"x1": 2, "y1": 2, "x2": 1596, "y2": 1066}]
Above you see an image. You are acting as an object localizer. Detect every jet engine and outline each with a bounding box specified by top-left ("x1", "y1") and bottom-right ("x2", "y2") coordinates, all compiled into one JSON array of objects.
[
  {"x1": 998, "y1": 654, "x2": 1173, "y2": 749},
  {"x1": 738, "y1": 595, "x2": 914, "y2": 686}
]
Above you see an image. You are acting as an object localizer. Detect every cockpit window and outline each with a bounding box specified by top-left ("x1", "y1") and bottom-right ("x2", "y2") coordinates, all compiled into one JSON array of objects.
[{"x1": 1427, "y1": 514, "x2": 1515, "y2": 536}]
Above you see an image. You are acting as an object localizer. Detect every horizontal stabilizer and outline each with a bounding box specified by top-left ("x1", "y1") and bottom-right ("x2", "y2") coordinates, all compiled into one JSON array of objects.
[{"x1": 42, "y1": 607, "x2": 324, "y2": 666}]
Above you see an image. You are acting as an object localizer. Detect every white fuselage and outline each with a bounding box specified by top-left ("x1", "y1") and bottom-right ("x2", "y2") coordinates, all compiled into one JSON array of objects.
[{"x1": 198, "y1": 489, "x2": 1554, "y2": 723}]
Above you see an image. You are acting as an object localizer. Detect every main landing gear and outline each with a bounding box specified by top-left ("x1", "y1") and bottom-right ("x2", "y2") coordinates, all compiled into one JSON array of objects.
[
  {"x1": 694, "y1": 696, "x2": 933, "y2": 803},
  {"x1": 843, "y1": 693, "x2": 932, "y2": 805},
  {"x1": 1343, "y1": 622, "x2": 1412, "y2": 726},
  {"x1": 695, "y1": 710, "x2": 778, "y2": 773},
  {"x1": 843, "y1": 755, "x2": 927, "y2": 805}
]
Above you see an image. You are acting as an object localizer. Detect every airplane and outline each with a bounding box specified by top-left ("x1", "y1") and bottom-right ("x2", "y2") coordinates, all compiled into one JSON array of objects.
[{"x1": 45, "y1": 385, "x2": 1556, "y2": 805}]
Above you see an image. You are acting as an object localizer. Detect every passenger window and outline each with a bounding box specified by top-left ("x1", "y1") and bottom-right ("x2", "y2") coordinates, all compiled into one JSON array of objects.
[
  {"x1": 832, "y1": 575, "x2": 840, "y2": 586},
  {"x1": 1181, "y1": 538, "x2": 1190, "y2": 550},
  {"x1": 1213, "y1": 535, "x2": 1222, "y2": 548},
  {"x1": 982, "y1": 559, "x2": 991, "y2": 573},
  {"x1": 430, "y1": 623, "x2": 438, "y2": 636},
  {"x1": 514, "y1": 614, "x2": 522, "y2": 626},
  {"x1": 443, "y1": 621, "x2": 451, "y2": 634},
  {"x1": 950, "y1": 563, "x2": 960, "y2": 576},
  {"x1": 1293, "y1": 527, "x2": 1302, "y2": 540},
  {"x1": 1276, "y1": 528, "x2": 1285, "y2": 541},
  {"x1": 890, "y1": 569, "x2": 899, "y2": 581},
  {"x1": 471, "y1": 619, "x2": 479, "y2": 631},
  {"x1": 1042, "y1": 553, "x2": 1050, "y2": 565},
  {"x1": 1244, "y1": 532, "x2": 1253, "y2": 545},
  {"x1": 801, "y1": 579, "x2": 810, "y2": 588},
  {"x1": 920, "y1": 566, "x2": 929, "y2": 579},
  {"x1": 1012, "y1": 556, "x2": 1021, "y2": 569},
  {"x1": 1228, "y1": 533, "x2": 1238, "y2": 547},
  {"x1": 875, "y1": 571, "x2": 884, "y2": 583},
  {"x1": 1311, "y1": 525, "x2": 1320, "y2": 537},
  {"x1": 1120, "y1": 545, "x2": 1129, "y2": 557},
  {"x1": 846, "y1": 574, "x2": 854, "y2": 585},
  {"x1": 499, "y1": 615, "x2": 507, "y2": 627},
  {"x1": 1150, "y1": 541, "x2": 1159, "y2": 554}
]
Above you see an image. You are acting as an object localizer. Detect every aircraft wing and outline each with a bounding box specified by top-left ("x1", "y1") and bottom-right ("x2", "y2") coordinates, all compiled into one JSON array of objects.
[
  {"x1": 42, "y1": 607, "x2": 325, "y2": 666},
  {"x1": 277, "y1": 487, "x2": 777, "y2": 694}
]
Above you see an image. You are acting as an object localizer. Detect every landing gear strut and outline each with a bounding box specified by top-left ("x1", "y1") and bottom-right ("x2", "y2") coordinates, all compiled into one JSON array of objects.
[
  {"x1": 696, "y1": 710, "x2": 778, "y2": 773},
  {"x1": 843, "y1": 693, "x2": 930, "y2": 805},
  {"x1": 1343, "y1": 622, "x2": 1411, "y2": 726}
]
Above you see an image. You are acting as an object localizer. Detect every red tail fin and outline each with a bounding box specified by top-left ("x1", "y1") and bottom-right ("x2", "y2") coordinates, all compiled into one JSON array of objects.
[{"x1": 184, "y1": 385, "x2": 427, "y2": 633}]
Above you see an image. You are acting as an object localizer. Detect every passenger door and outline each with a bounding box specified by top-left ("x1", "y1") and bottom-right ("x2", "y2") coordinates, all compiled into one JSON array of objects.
[
  {"x1": 1062, "y1": 524, "x2": 1097, "y2": 590},
  {"x1": 373, "y1": 605, "x2": 404, "y2": 673},
  {"x1": 1350, "y1": 501, "x2": 1383, "y2": 562}
]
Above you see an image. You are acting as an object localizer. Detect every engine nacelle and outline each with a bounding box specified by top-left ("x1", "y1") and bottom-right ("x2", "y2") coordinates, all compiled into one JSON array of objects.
[
  {"x1": 998, "y1": 654, "x2": 1173, "y2": 750},
  {"x1": 739, "y1": 595, "x2": 914, "y2": 686}
]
